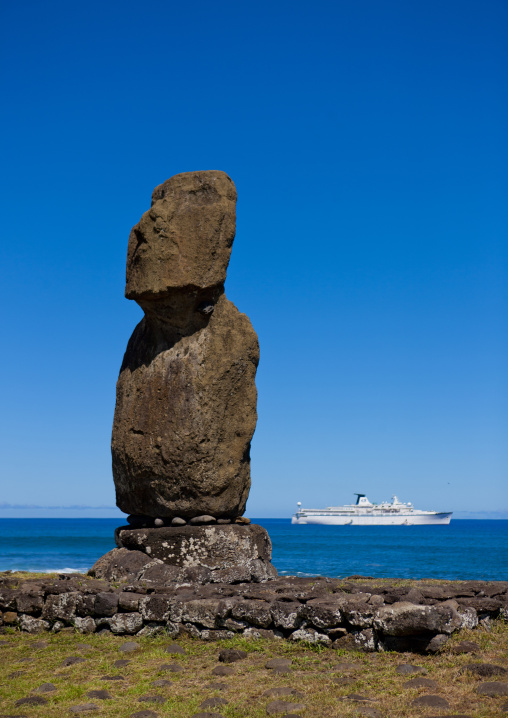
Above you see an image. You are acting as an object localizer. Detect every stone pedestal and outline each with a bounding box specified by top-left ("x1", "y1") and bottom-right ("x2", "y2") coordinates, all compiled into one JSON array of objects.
[{"x1": 97, "y1": 523, "x2": 278, "y2": 584}]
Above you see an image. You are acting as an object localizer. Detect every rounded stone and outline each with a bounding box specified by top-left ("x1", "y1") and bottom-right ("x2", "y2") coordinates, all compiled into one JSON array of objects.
[
  {"x1": 411, "y1": 695, "x2": 449, "y2": 708},
  {"x1": 164, "y1": 643, "x2": 186, "y2": 655},
  {"x1": 334, "y1": 662, "x2": 361, "y2": 672},
  {"x1": 160, "y1": 663, "x2": 184, "y2": 672},
  {"x1": 34, "y1": 683, "x2": 57, "y2": 693},
  {"x1": 2, "y1": 612, "x2": 18, "y2": 625},
  {"x1": 464, "y1": 663, "x2": 507, "y2": 677},
  {"x1": 138, "y1": 695, "x2": 166, "y2": 703},
  {"x1": 87, "y1": 690, "x2": 112, "y2": 700},
  {"x1": 395, "y1": 664, "x2": 427, "y2": 675},
  {"x1": 190, "y1": 515, "x2": 216, "y2": 525},
  {"x1": 118, "y1": 641, "x2": 140, "y2": 653},
  {"x1": 266, "y1": 658, "x2": 292, "y2": 670},
  {"x1": 69, "y1": 706, "x2": 100, "y2": 714},
  {"x1": 199, "y1": 697, "x2": 228, "y2": 708},
  {"x1": 476, "y1": 682, "x2": 508, "y2": 696},
  {"x1": 172, "y1": 517, "x2": 187, "y2": 526},
  {"x1": 154, "y1": 518, "x2": 164, "y2": 527},
  {"x1": 15, "y1": 696, "x2": 48, "y2": 706},
  {"x1": 402, "y1": 677, "x2": 438, "y2": 689},
  {"x1": 266, "y1": 701, "x2": 306, "y2": 715},
  {"x1": 450, "y1": 640, "x2": 480, "y2": 654},
  {"x1": 219, "y1": 649, "x2": 247, "y2": 663},
  {"x1": 212, "y1": 665, "x2": 235, "y2": 676},
  {"x1": 353, "y1": 709, "x2": 383, "y2": 718}
]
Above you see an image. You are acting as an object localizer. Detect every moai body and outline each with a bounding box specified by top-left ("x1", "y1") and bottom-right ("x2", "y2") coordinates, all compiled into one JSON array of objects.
[{"x1": 111, "y1": 171, "x2": 259, "y2": 520}]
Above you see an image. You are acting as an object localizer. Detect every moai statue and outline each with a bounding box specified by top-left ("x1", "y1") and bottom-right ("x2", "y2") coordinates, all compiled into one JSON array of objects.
[{"x1": 111, "y1": 171, "x2": 259, "y2": 522}]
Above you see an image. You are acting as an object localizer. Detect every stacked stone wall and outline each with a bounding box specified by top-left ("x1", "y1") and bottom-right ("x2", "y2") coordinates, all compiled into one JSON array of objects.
[{"x1": 2, "y1": 573, "x2": 506, "y2": 654}]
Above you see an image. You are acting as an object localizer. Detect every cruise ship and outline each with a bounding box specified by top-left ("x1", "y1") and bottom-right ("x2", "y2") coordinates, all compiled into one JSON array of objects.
[{"x1": 291, "y1": 494, "x2": 452, "y2": 525}]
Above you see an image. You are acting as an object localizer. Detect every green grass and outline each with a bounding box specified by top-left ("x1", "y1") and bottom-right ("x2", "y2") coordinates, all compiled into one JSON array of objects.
[{"x1": 0, "y1": 620, "x2": 507, "y2": 716}]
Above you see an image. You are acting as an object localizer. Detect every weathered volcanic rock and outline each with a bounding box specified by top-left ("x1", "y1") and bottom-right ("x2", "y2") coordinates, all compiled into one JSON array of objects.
[
  {"x1": 125, "y1": 171, "x2": 236, "y2": 299},
  {"x1": 373, "y1": 601, "x2": 462, "y2": 636},
  {"x1": 115, "y1": 524, "x2": 277, "y2": 582},
  {"x1": 112, "y1": 170, "x2": 259, "y2": 519},
  {"x1": 88, "y1": 547, "x2": 152, "y2": 582}
]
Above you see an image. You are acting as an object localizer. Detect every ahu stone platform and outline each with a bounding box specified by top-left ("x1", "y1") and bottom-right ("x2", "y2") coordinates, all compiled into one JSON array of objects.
[
  {"x1": 109, "y1": 523, "x2": 278, "y2": 584},
  {"x1": 2, "y1": 571, "x2": 507, "y2": 654}
]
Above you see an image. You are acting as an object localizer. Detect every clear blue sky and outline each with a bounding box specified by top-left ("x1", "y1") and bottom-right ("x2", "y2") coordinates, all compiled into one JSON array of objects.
[{"x1": 1, "y1": 0, "x2": 506, "y2": 518}]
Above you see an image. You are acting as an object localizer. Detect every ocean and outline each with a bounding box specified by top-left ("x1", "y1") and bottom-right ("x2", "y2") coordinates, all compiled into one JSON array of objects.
[{"x1": 1, "y1": 518, "x2": 507, "y2": 581}]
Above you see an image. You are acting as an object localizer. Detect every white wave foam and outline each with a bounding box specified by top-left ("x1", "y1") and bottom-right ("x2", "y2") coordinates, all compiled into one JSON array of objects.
[
  {"x1": 4, "y1": 567, "x2": 87, "y2": 574},
  {"x1": 279, "y1": 570, "x2": 320, "y2": 577}
]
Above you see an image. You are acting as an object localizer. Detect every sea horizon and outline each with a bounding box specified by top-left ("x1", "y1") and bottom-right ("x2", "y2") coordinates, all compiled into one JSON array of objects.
[{"x1": 1, "y1": 517, "x2": 506, "y2": 581}]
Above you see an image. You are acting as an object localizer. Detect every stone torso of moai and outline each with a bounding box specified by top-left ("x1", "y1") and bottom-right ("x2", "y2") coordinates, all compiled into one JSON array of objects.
[{"x1": 111, "y1": 170, "x2": 259, "y2": 522}]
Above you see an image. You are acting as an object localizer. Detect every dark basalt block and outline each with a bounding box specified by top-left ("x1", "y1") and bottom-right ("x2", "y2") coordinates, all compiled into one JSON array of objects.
[
  {"x1": 112, "y1": 524, "x2": 277, "y2": 583},
  {"x1": 4, "y1": 571, "x2": 508, "y2": 652},
  {"x1": 115, "y1": 524, "x2": 271, "y2": 567}
]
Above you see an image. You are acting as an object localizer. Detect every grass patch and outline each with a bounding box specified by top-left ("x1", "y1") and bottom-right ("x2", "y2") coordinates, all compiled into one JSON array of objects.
[{"x1": 0, "y1": 621, "x2": 506, "y2": 716}]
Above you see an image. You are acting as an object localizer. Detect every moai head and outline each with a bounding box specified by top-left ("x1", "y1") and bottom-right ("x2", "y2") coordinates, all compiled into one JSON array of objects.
[{"x1": 125, "y1": 170, "x2": 237, "y2": 317}]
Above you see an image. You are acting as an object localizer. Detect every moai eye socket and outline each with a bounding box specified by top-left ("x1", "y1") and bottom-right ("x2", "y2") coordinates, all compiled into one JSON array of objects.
[{"x1": 197, "y1": 301, "x2": 215, "y2": 316}]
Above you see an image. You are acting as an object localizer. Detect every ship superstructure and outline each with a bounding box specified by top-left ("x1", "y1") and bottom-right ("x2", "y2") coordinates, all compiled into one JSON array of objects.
[{"x1": 291, "y1": 493, "x2": 452, "y2": 525}]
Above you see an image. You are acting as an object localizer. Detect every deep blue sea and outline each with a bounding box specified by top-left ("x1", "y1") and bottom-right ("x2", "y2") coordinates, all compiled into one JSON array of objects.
[{"x1": 0, "y1": 519, "x2": 506, "y2": 581}]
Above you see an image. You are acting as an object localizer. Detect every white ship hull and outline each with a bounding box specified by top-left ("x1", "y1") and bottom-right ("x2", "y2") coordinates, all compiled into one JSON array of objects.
[
  {"x1": 291, "y1": 512, "x2": 452, "y2": 525},
  {"x1": 292, "y1": 494, "x2": 452, "y2": 526}
]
